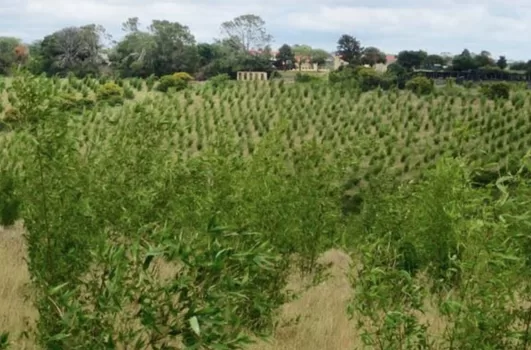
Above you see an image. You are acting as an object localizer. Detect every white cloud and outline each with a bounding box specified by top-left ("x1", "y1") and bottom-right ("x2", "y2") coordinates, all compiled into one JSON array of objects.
[{"x1": 1, "y1": 0, "x2": 530, "y2": 59}]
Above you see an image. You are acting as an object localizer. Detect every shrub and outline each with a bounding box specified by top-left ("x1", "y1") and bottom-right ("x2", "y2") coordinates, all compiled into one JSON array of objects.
[
  {"x1": 53, "y1": 93, "x2": 96, "y2": 113},
  {"x1": 209, "y1": 73, "x2": 231, "y2": 88},
  {"x1": 156, "y1": 74, "x2": 189, "y2": 92},
  {"x1": 3, "y1": 108, "x2": 22, "y2": 124},
  {"x1": 405, "y1": 76, "x2": 434, "y2": 95},
  {"x1": 0, "y1": 171, "x2": 20, "y2": 227},
  {"x1": 123, "y1": 87, "x2": 135, "y2": 100},
  {"x1": 294, "y1": 72, "x2": 321, "y2": 83},
  {"x1": 145, "y1": 74, "x2": 158, "y2": 90},
  {"x1": 97, "y1": 82, "x2": 124, "y2": 106},
  {"x1": 357, "y1": 67, "x2": 386, "y2": 91},
  {"x1": 329, "y1": 66, "x2": 357, "y2": 84},
  {"x1": 172, "y1": 72, "x2": 194, "y2": 82},
  {"x1": 480, "y1": 81, "x2": 511, "y2": 100}
]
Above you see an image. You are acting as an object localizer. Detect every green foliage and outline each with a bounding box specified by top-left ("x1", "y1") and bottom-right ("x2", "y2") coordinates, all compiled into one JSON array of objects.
[
  {"x1": 4, "y1": 73, "x2": 356, "y2": 348},
  {"x1": 357, "y1": 67, "x2": 388, "y2": 91},
  {"x1": 209, "y1": 73, "x2": 231, "y2": 88},
  {"x1": 172, "y1": 72, "x2": 193, "y2": 81},
  {"x1": 4, "y1": 71, "x2": 531, "y2": 349},
  {"x1": 480, "y1": 81, "x2": 511, "y2": 100},
  {"x1": 294, "y1": 72, "x2": 321, "y2": 83},
  {"x1": 397, "y1": 50, "x2": 428, "y2": 70},
  {"x1": 351, "y1": 156, "x2": 531, "y2": 349},
  {"x1": 0, "y1": 332, "x2": 8, "y2": 349},
  {"x1": 336, "y1": 34, "x2": 362, "y2": 65},
  {"x1": 53, "y1": 93, "x2": 96, "y2": 113},
  {"x1": 156, "y1": 74, "x2": 189, "y2": 92},
  {"x1": 405, "y1": 76, "x2": 434, "y2": 95},
  {"x1": 0, "y1": 171, "x2": 19, "y2": 227},
  {"x1": 3, "y1": 108, "x2": 21, "y2": 124},
  {"x1": 96, "y1": 82, "x2": 124, "y2": 105}
]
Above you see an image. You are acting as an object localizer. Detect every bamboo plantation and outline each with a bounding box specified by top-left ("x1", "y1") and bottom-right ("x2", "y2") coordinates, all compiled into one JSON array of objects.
[{"x1": 1, "y1": 73, "x2": 531, "y2": 349}]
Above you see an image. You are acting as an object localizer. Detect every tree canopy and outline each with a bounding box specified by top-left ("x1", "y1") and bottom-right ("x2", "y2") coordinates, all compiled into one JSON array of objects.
[
  {"x1": 2, "y1": 14, "x2": 530, "y2": 80},
  {"x1": 336, "y1": 35, "x2": 363, "y2": 65}
]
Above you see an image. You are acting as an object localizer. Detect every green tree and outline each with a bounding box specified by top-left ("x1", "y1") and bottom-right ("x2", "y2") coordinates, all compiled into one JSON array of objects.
[
  {"x1": 149, "y1": 20, "x2": 199, "y2": 75},
  {"x1": 292, "y1": 44, "x2": 312, "y2": 57},
  {"x1": 38, "y1": 24, "x2": 106, "y2": 77},
  {"x1": 509, "y1": 61, "x2": 530, "y2": 71},
  {"x1": 275, "y1": 44, "x2": 295, "y2": 70},
  {"x1": 0, "y1": 37, "x2": 21, "y2": 75},
  {"x1": 396, "y1": 50, "x2": 427, "y2": 70},
  {"x1": 336, "y1": 34, "x2": 363, "y2": 65},
  {"x1": 110, "y1": 18, "x2": 157, "y2": 77},
  {"x1": 197, "y1": 43, "x2": 222, "y2": 67},
  {"x1": 474, "y1": 51, "x2": 494, "y2": 67},
  {"x1": 220, "y1": 14, "x2": 272, "y2": 52},
  {"x1": 310, "y1": 48, "x2": 330, "y2": 67},
  {"x1": 361, "y1": 47, "x2": 386, "y2": 67},
  {"x1": 452, "y1": 49, "x2": 479, "y2": 71},
  {"x1": 424, "y1": 54, "x2": 445, "y2": 68},
  {"x1": 496, "y1": 55, "x2": 508, "y2": 70},
  {"x1": 111, "y1": 18, "x2": 198, "y2": 77}
]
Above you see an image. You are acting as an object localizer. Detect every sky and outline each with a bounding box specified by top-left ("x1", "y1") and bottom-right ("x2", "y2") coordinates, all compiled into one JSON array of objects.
[{"x1": 1, "y1": 0, "x2": 530, "y2": 61}]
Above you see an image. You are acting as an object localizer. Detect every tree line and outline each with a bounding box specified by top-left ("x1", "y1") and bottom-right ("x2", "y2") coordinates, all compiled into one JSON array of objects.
[{"x1": 1, "y1": 13, "x2": 530, "y2": 80}]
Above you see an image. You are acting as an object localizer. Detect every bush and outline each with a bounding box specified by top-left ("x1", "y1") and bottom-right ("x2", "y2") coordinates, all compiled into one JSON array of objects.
[
  {"x1": 123, "y1": 87, "x2": 135, "y2": 100},
  {"x1": 145, "y1": 74, "x2": 158, "y2": 91},
  {"x1": 172, "y1": 72, "x2": 194, "y2": 82},
  {"x1": 209, "y1": 73, "x2": 231, "y2": 88},
  {"x1": 96, "y1": 82, "x2": 124, "y2": 106},
  {"x1": 405, "y1": 76, "x2": 435, "y2": 95},
  {"x1": 294, "y1": 73, "x2": 321, "y2": 83},
  {"x1": 357, "y1": 67, "x2": 387, "y2": 91},
  {"x1": 329, "y1": 66, "x2": 357, "y2": 84},
  {"x1": 0, "y1": 172, "x2": 20, "y2": 227},
  {"x1": 156, "y1": 74, "x2": 189, "y2": 92},
  {"x1": 3, "y1": 108, "x2": 22, "y2": 124},
  {"x1": 480, "y1": 81, "x2": 511, "y2": 99},
  {"x1": 53, "y1": 93, "x2": 96, "y2": 113}
]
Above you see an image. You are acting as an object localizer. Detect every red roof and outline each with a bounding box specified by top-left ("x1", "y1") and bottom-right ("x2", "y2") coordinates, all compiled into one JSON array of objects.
[{"x1": 386, "y1": 55, "x2": 397, "y2": 64}]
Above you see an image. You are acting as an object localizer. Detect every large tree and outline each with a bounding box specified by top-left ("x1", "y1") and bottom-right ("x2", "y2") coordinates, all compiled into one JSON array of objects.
[
  {"x1": 396, "y1": 50, "x2": 427, "y2": 70},
  {"x1": 474, "y1": 51, "x2": 494, "y2": 67},
  {"x1": 111, "y1": 18, "x2": 198, "y2": 77},
  {"x1": 336, "y1": 34, "x2": 362, "y2": 65},
  {"x1": 220, "y1": 14, "x2": 272, "y2": 52},
  {"x1": 109, "y1": 18, "x2": 157, "y2": 77},
  {"x1": 496, "y1": 56, "x2": 508, "y2": 70},
  {"x1": 361, "y1": 46, "x2": 386, "y2": 67},
  {"x1": 310, "y1": 49, "x2": 330, "y2": 67},
  {"x1": 0, "y1": 37, "x2": 21, "y2": 75},
  {"x1": 510, "y1": 60, "x2": 531, "y2": 71},
  {"x1": 275, "y1": 44, "x2": 295, "y2": 70},
  {"x1": 452, "y1": 49, "x2": 479, "y2": 71},
  {"x1": 424, "y1": 54, "x2": 445, "y2": 68},
  {"x1": 149, "y1": 20, "x2": 198, "y2": 75},
  {"x1": 39, "y1": 24, "x2": 105, "y2": 77}
]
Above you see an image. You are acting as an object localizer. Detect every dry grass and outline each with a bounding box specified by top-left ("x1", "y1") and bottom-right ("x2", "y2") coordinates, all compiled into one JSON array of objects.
[
  {"x1": 0, "y1": 223, "x2": 37, "y2": 349},
  {"x1": 249, "y1": 249, "x2": 359, "y2": 350},
  {"x1": 0, "y1": 224, "x2": 361, "y2": 350}
]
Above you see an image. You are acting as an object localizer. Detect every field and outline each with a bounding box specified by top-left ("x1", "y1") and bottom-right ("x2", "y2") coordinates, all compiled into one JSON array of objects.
[{"x1": 1, "y1": 74, "x2": 531, "y2": 349}]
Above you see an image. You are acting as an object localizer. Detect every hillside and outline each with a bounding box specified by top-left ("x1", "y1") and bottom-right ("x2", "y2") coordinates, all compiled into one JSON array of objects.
[{"x1": 1, "y1": 75, "x2": 531, "y2": 349}]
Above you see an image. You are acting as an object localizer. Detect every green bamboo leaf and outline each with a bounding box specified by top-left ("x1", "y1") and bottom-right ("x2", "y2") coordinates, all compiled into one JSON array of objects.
[
  {"x1": 49, "y1": 282, "x2": 69, "y2": 296},
  {"x1": 189, "y1": 316, "x2": 200, "y2": 336}
]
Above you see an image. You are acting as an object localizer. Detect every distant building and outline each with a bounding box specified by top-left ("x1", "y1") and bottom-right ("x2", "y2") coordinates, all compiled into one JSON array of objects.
[{"x1": 373, "y1": 54, "x2": 397, "y2": 72}]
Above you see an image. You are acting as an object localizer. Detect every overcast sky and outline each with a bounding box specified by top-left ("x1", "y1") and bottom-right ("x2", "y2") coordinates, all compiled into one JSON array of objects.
[{"x1": 1, "y1": 0, "x2": 530, "y2": 60}]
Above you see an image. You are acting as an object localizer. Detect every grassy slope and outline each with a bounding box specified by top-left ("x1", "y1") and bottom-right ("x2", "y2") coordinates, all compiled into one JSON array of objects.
[{"x1": 2, "y1": 78, "x2": 531, "y2": 348}]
